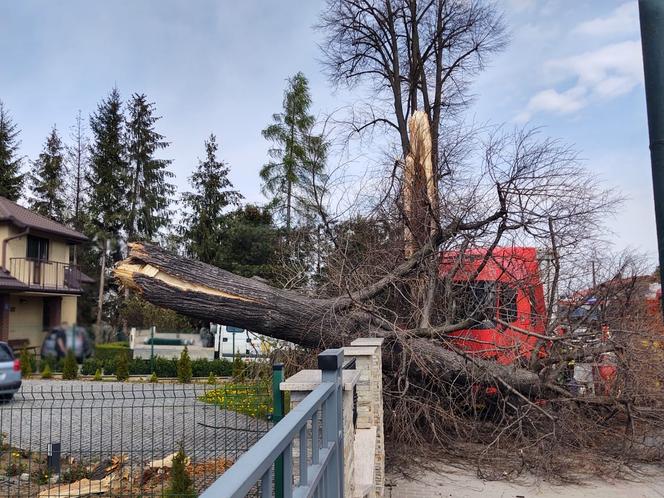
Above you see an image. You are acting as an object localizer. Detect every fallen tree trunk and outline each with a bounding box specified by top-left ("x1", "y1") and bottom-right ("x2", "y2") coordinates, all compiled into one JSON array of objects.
[{"x1": 115, "y1": 243, "x2": 545, "y2": 390}]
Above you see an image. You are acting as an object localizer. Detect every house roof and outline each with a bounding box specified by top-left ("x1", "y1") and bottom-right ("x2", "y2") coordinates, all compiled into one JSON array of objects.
[
  {"x1": 0, "y1": 197, "x2": 88, "y2": 243},
  {"x1": 0, "y1": 269, "x2": 28, "y2": 291}
]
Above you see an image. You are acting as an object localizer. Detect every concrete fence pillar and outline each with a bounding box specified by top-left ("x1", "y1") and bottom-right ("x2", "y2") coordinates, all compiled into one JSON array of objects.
[{"x1": 346, "y1": 338, "x2": 385, "y2": 497}]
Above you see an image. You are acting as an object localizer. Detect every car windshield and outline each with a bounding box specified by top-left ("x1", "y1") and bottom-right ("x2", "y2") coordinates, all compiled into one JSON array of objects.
[{"x1": 449, "y1": 282, "x2": 496, "y2": 325}]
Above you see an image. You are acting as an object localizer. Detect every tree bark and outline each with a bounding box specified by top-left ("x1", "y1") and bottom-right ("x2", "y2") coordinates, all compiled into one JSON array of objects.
[{"x1": 115, "y1": 242, "x2": 549, "y2": 391}]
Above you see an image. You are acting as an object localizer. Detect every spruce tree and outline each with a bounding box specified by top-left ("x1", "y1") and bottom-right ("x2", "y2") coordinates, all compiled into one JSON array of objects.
[
  {"x1": 261, "y1": 72, "x2": 324, "y2": 233},
  {"x1": 181, "y1": 134, "x2": 242, "y2": 265},
  {"x1": 124, "y1": 93, "x2": 174, "y2": 241},
  {"x1": 67, "y1": 110, "x2": 89, "y2": 230},
  {"x1": 29, "y1": 126, "x2": 68, "y2": 222},
  {"x1": 87, "y1": 87, "x2": 128, "y2": 239},
  {"x1": 0, "y1": 101, "x2": 24, "y2": 201}
]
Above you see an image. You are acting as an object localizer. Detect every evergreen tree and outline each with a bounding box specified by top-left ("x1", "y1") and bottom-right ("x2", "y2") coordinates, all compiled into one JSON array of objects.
[
  {"x1": 125, "y1": 93, "x2": 174, "y2": 241},
  {"x1": 164, "y1": 443, "x2": 195, "y2": 498},
  {"x1": 115, "y1": 353, "x2": 129, "y2": 381},
  {"x1": 29, "y1": 126, "x2": 68, "y2": 222},
  {"x1": 261, "y1": 72, "x2": 324, "y2": 233},
  {"x1": 177, "y1": 346, "x2": 192, "y2": 384},
  {"x1": 0, "y1": 101, "x2": 24, "y2": 201},
  {"x1": 181, "y1": 134, "x2": 242, "y2": 265},
  {"x1": 215, "y1": 205, "x2": 279, "y2": 281},
  {"x1": 67, "y1": 110, "x2": 89, "y2": 230},
  {"x1": 87, "y1": 88, "x2": 128, "y2": 239},
  {"x1": 62, "y1": 350, "x2": 78, "y2": 380}
]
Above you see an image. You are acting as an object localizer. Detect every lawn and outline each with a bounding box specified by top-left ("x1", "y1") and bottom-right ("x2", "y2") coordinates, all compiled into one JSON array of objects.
[{"x1": 199, "y1": 381, "x2": 272, "y2": 419}]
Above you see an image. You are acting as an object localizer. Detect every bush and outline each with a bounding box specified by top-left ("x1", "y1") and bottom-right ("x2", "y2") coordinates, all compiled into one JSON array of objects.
[
  {"x1": 207, "y1": 372, "x2": 216, "y2": 385},
  {"x1": 93, "y1": 369, "x2": 103, "y2": 381},
  {"x1": 42, "y1": 356, "x2": 63, "y2": 373},
  {"x1": 82, "y1": 355, "x2": 233, "y2": 379},
  {"x1": 115, "y1": 353, "x2": 129, "y2": 381},
  {"x1": 62, "y1": 350, "x2": 78, "y2": 380},
  {"x1": 81, "y1": 358, "x2": 101, "y2": 376},
  {"x1": 191, "y1": 358, "x2": 232, "y2": 377},
  {"x1": 94, "y1": 342, "x2": 132, "y2": 362},
  {"x1": 149, "y1": 372, "x2": 158, "y2": 383},
  {"x1": 40, "y1": 363, "x2": 52, "y2": 379},
  {"x1": 164, "y1": 443, "x2": 195, "y2": 498},
  {"x1": 19, "y1": 349, "x2": 32, "y2": 377},
  {"x1": 232, "y1": 357, "x2": 246, "y2": 380},
  {"x1": 177, "y1": 347, "x2": 192, "y2": 384}
]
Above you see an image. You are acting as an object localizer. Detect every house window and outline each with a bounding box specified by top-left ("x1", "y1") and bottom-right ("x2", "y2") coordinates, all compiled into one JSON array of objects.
[{"x1": 27, "y1": 236, "x2": 49, "y2": 261}]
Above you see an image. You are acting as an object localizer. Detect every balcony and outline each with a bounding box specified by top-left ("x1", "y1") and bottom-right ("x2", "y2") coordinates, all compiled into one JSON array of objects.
[{"x1": 8, "y1": 258, "x2": 86, "y2": 292}]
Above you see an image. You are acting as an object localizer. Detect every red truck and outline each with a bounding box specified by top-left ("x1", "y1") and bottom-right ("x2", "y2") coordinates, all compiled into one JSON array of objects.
[
  {"x1": 439, "y1": 246, "x2": 548, "y2": 366},
  {"x1": 440, "y1": 246, "x2": 622, "y2": 394}
]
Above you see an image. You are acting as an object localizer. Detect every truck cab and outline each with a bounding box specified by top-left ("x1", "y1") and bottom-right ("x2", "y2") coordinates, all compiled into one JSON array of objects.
[{"x1": 439, "y1": 247, "x2": 548, "y2": 365}]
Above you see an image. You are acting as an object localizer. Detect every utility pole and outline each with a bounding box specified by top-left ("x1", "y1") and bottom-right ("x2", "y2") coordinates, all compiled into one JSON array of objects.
[
  {"x1": 95, "y1": 239, "x2": 109, "y2": 340},
  {"x1": 639, "y1": 0, "x2": 664, "y2": 318}
]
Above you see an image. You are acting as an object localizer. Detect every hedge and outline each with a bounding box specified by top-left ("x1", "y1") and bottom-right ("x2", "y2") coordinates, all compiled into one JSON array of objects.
[
  {"x1": 81, "y1": 356, "x2": 233, "y2": 378},
  {"x1": 94, "y1": 342, "x2": 133, "y2": 362}
]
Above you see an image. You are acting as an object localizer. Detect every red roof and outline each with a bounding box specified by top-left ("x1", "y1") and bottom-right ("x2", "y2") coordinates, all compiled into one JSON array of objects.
[{"x1": 0, "y1": 197, "x2": 88, "y2": 243}]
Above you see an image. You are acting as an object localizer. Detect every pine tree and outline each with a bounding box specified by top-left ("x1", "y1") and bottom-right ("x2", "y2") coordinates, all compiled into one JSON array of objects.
[
  {"x1": 29, "y1": 126, "x2": 68, "y2": 222},
  {"x1": 87, "y1": 88, "x2": 128, "y2": 239},
  {"x1": 124, "y1": 93, "x2": 174, "y2": 241},
  {"x1": 0, "y1": 101, "x2": 24, "y2": 201},
  {"x1": 261, "y1": 72, "x2": 324, "y2": 233},
  {"x1": 67, "y1": 110, "x2": 89, "y2": 230},
  {"x1": 180, "y1": 134, "x2": 242, "y2": 265}
]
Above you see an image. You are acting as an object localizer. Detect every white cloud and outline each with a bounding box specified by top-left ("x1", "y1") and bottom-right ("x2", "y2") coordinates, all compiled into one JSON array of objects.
[
  {"x1": 517, "y1": 40, "x2": 643, "y2": 121},
  {"x1": 574, "y1": 2, "x2": 639, "y2": 37}
]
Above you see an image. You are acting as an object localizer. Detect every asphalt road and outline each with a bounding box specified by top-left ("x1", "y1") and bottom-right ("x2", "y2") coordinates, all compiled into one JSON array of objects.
[{"x1": 0, "y1": 380, "x2": 270, "y2": 464}]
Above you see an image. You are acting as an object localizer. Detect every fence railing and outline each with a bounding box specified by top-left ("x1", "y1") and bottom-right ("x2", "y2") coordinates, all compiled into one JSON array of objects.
[
  {"x1": 201, "y1": 349, "x2": 345, "y2": 498},
  {"x1": 0, "y1": 381, "x2": 272, "y2": 497},
  {"x1": 8, "y1": 257, "x2": 84, "y2": 291}
]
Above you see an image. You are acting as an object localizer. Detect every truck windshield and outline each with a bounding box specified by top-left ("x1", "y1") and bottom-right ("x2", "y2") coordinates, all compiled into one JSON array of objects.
[{"x1": 450, "y1": 282, "x2": 495, "y2": 326}]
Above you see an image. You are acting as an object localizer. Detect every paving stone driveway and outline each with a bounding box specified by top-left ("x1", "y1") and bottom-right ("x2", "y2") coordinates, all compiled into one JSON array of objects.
[{"x1": 0, "y1": 380, "x2": 270, "y2": 464}]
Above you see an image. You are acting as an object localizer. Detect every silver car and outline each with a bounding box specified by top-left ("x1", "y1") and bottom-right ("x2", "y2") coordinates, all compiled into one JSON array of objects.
[{"x1": 0, "y1": 342, "x2": 22, "y2": 400}]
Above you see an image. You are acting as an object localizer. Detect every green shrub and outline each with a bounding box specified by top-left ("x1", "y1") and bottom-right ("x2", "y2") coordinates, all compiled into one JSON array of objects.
[
  {"x1": 164, "y1": 443, "x2": 195, "y2": 498},
  {"x1": 40, "y1": 363, "x2": 52, "y2": 379},
  {"x1": 232, "y1": 357, "x2": 246, "y2": 380},
  {"x1": 62, "y1": 350, "x2": 78, "y2": 380},
  {"x1": 115, "y1": 353, "x2": 129, "y2": 381},
  {"x1": 177, "y1": 347, "x2": 192, "y2": 384},
  {"x1": 191, "y1": 358, "x2": 232, "y2": 377},
  {"x1": 81, "y1": 358, "x2": 101, "y2": 376},
  {"x1": 19, "y1": 348, "x2": 32, "y2": 377},
  {"x1": 94, "y1": 342, "x2": 132, "y2": 362},
  {"x1": 149, "y1": 372, "x2": 158, "y2": 383},
  {"x1": 42, "y1": 356, "x2": 63, "y2": 373},
  {"x1": 93, "y1": 369, "x2": 103, "y2": 381},
  {"x1": 207, "y1": 372, "x2": 216, "y2": 385}
]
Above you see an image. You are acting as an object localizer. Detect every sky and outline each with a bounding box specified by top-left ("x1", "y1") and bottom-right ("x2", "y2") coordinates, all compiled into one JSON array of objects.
[{"x1": 0, "y1": 0, "x2": 656, "y2": 260}]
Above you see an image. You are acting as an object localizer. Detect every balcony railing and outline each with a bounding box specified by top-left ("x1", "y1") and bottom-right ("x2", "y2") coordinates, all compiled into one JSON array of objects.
[{"x1": 8, "y1": 258, "x2": 84, "y2": 292}]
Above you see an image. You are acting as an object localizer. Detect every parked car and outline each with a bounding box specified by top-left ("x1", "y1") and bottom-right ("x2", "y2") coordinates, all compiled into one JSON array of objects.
[{"x1": 0, "y1": 342, "x2": 22, "y2": 400}]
